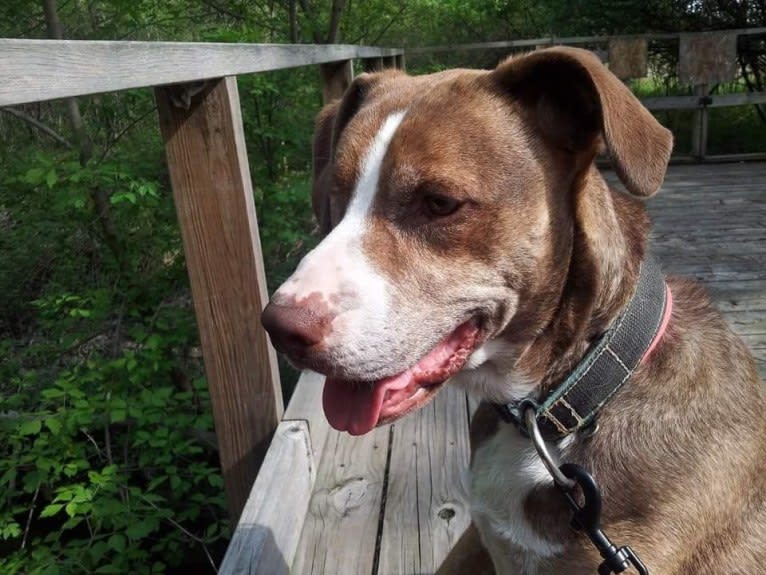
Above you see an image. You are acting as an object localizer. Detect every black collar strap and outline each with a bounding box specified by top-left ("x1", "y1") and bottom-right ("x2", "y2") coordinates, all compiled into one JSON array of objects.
[{"x1": 496, "y1": 256, "x2": 670, "y2": 441}]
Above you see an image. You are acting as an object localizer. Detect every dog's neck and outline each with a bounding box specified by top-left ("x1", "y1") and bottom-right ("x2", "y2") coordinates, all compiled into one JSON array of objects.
[{"x1": 516, "y1": 165, "x2": 649, "y2": 396}]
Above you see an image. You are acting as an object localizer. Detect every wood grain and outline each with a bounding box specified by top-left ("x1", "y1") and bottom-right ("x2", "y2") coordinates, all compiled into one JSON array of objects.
[
  {"x1": 284, "y1": 371, "x2": 332, "y2": 467},
  {"x1": 156, "y1": 77, "x2": 282, "y2": 523},
  {"x1": 291, "y1": 425, "x2": 390, "y2": 574},
  {"x1": 642, "y1": 162, "x2": 765, "y2": 377},
  {"x1": 320, "y1": 60, "x2": 353, "y2": 104},
  {"x1": 0, "y1": 40, "x2": 402, "y2": 106},
  {"x1": 219, "y1": 421, "x2": 314, "y2": 575},
  {"x1": 377, "y1": 385, "x2": 473, "y2": 574}
]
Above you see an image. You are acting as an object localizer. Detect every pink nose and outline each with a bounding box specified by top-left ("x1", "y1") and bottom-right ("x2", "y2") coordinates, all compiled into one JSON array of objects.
[{"x1": 261, "y1": 300, "x2": 332, "y2": 357}]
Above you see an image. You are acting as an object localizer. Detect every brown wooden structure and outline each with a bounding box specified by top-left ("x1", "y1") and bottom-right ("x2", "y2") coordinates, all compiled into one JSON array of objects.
[{"x1": 1, "y1": 29, "x2": 764, "y2": 574}]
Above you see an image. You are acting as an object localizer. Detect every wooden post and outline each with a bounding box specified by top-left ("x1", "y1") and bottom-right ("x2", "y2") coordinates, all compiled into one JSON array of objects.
[
  {"x1": 395, "y1": 53, "x2": 405, "y2": 70},
  {"x1": 362, "y1": 57, "x2": 384, "y2": 73},
  {"x1": 156, "y1": 77, "x2": 283, "y2": 524},
  {"x1": 320, "y1": 59, "x2": 353, "y2": 104},
  {"x1": 691, "y1": 83, "x2": 709, "y2": 160},
  {"x1": 382, "y1": 55, "x2": 397, "y2": 69}
]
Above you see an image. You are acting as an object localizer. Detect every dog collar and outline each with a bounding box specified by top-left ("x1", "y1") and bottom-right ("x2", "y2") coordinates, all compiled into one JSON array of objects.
[{"x1": 496, "y1": 256, "x2": 673, "y2": 441}]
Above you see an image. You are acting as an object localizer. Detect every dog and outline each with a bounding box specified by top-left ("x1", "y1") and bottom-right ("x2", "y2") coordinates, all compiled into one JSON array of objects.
[{"x1": 261, "y1": 47, "x2": 766, "y2": 574}]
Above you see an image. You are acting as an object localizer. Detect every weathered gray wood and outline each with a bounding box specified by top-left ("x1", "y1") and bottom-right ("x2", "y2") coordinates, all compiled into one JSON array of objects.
[
  {"x1": 156, "y1": 77, "x2": 283, "y2": 523},
  {"x1": 606, "y1": 161, "x2": 765, "y2": 380},
  {"x1": 292, "y1": 426, "x2": 390, "y2": 574},
  {"x1": 691, "y1": 84, "x2": 709, "y2": 159},
  {"x1": 362, "y1": 57, "x2": 385, "y2": 72},
  {"x1": 377, "y1": 386, "x2": 473, "y2": 574},
  {"x1": 0, "y1": 40, "x2": 402, "y2": 106},
  {"x1": 219, "y1": 420, "x2": 314, "y2": 575},
  {"x1": 283, "y1": 370, "x2": 332, "y2": 466},
  {"x1": 405, "y1": 27, "x2": 766, "y2": 55},
  {"x1": 642, "y1": 91, "x2": 766, "y2": 111},
  {"x1": 395, "y1": 54, "x2": 406, "y2": 70},
  {"x1": 383, "y1": 55, "x2": 398, "y2": 69},
  {"x1": 320, "y1": 59, "x2": 353, "y2": 104}
]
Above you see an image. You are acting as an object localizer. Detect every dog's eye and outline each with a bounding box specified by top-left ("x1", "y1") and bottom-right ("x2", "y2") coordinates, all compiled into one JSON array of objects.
[{"x1": 423, "y1": 193, "x2": 461, "y2": 218}]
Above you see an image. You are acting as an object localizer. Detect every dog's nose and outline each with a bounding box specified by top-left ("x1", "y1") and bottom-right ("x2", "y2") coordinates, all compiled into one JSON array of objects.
[{"x1": 261, "y1": 300, "x2": 331, "y2": 356}]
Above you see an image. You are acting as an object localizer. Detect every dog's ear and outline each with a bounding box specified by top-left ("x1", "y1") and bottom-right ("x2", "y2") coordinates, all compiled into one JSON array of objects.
[
  {"x1": 311, "y1": 101, "x2": 339, "y2": 236},
  {"x1": 492, "y1": 47, "x2": 672, "y2": 197},
  {"x1": 312, "y1": 73, "x2": 382, "y2": 236}
]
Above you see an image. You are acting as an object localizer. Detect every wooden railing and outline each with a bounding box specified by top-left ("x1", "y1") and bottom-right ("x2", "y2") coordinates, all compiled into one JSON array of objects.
[
  {"x1": 1, "y1": 38, "x2": 404, "y2": 524},
  {"x1": 410, "y1": 27, "x2": 766, "y2": 162}
]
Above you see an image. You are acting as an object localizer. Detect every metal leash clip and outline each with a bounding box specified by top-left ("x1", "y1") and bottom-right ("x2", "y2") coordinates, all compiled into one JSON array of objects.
[{"x1": 524, "y1": 408, "x2": 649, "y2": 575}]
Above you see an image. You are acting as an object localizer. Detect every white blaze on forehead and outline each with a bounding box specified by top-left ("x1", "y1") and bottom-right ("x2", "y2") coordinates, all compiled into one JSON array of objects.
[
  {"x1": 272, "y1": 111, "x2": 406, "y2": 372},
  {"x1": 345, "y1": 110, "x2": 406, "y2": 220}
]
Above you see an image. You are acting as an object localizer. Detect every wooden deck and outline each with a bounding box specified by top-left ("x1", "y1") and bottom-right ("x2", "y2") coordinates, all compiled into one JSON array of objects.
[{"x1": 221, "y1": 162, "x2": 765, "y2": 575}]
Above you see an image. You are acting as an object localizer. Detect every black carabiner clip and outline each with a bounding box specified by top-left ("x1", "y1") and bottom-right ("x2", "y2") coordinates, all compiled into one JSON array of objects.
[{"x1": 558, "y1": 463, "x2": 649, "y2": 575}]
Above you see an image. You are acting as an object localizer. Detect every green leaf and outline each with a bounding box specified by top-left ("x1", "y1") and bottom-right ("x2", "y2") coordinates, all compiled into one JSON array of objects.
[
  {"x1": 65, "y1": 501, "x2": 78, "y2": 517},
  {"x1": 45, "y1": 169, "x2": 58, "y2": 189},
  {"x1": 45, "y1": 417, "x2": 62, "y2": 435},
  {"x1": 19, "y1": 419, "x2": 42, "y2": 436},
  {"x1": 40, "y1": 503, "x2": 64, "y2": 518},
  {"x1": 126, "y1": 520, "x2": 156, "y2": 540},
  {"x1": 108, "y1": 533, "x2": 126, "y2": 553},
  {"x1": 0, "y1": 521, "x2": 21, "y2": 540},
  {"x1": 110, "y1": 409, "x2": 127, "y2": 423},
  {"x1": 207, "y1": 474, "x2": 223, "y2": 489}
]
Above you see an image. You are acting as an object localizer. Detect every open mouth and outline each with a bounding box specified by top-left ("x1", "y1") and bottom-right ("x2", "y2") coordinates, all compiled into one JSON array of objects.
[{"x1": 321, "y1": 321, "x2": 482, "y2": 435}]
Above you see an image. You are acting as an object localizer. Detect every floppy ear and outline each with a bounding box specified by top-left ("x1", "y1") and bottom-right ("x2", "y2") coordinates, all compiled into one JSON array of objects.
[
  {"x1": 311, "y1": 101, "x2": 339, "y2": 236},
  {"x1": 492, "y1": 47, "x2": 672, "y2": 197},
  {"x1": 311, "y1": 73, "x2": 383, "y2": 236}
]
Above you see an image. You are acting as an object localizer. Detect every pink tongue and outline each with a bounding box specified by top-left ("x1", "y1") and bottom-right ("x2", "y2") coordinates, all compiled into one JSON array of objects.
[{"x1": 321, "y1": 322, "x2": 478, "y2": 436}]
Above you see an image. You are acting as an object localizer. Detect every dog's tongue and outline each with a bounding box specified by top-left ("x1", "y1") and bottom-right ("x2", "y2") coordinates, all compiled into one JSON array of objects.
[
  {"x1": 322, "y1": 323, "x2": 478, "y2": 436},
  {"x1": 323, "y1": 371, "x2": 411, "y2": 436}
]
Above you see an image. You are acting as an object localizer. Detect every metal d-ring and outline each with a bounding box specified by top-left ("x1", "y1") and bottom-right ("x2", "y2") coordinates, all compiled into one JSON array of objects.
[{"x1": 524, "y1": 407, "x2": 576, "y2": 491}]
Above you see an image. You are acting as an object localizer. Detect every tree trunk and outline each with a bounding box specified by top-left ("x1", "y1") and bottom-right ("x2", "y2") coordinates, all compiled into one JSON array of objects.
[
  {"x1": 288, "y1": 0, "x2": 299, "y2": 43},
  {"x1": 42, "y1": 0, "x2": 124, "y2": 269},
  {"x1": 326, "y1": 0, "x2": 346, "y2": 43}
]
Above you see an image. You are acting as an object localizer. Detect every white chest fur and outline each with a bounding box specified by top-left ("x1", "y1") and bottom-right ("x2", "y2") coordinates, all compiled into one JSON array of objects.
[{"x1": 470, "y1": 423, "x2": 566, "y2": 574}]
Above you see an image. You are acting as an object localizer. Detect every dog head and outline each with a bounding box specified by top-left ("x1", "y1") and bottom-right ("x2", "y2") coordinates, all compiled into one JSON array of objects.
[{"x1": 262, "y1": 47, "x2": 672, "y2": 435}]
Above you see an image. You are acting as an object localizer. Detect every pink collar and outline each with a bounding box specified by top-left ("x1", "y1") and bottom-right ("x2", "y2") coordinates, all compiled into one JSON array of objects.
[{"x1": 641, "y1": 284, "x2": 673, "y2": 363}]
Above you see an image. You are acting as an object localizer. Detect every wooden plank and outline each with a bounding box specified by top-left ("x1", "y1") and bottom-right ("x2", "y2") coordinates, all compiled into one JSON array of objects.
[
  {"x1": 320, "y1": 59, "x2": 353, "y2": 104},
  {"x1": 691, "y1": 85, "x2": 709, "y2": 159},
  {"x1": 382, "y1": 55, "x2": 398, "y2": 68},
  {"x1": 156, "y1": 77, "x2": 283, "y2": 523},
  {"x1": 0, "y1": 40, "x2": 402, "y2": 106},
  {"x1": 292, "y1": 426, "x2": 390, "y2": 574},
  {"x1": 377, "y1": 386, "x2": 473, "y2": 574},
  {"x1": 405, "y1": 27, "x2": 766, "y2": 55},
  {"x1": 219, "y1": 421, "x2": 315, "y2": 575},
  {"x1": 363, "y1": 57, "x2": 385, "y2": 72},
  {"x1": 642, "y1": 91, "x2": 766, "y2": 111},
  {"x1": 284, "y1": 371, "x2": 332, "y2": 466}
]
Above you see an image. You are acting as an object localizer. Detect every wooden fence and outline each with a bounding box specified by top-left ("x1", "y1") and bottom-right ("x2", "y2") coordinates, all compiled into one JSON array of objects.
[{"x1": 1, "y1": 38, "x2": 403, "y2": 523}]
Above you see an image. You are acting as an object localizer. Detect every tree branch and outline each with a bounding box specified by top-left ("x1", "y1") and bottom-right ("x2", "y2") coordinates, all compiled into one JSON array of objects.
[
  {"x1": 98, "y1": 105, "x2": 157, "y2": 162},
  {"x1": 1, "y1": 107, "x2": 73, "y2": 148},
  {"x1": 297, "y1": 0, "x2": 323, "y2": 42},
  {"x1": 20, "y1": 484, "x2": 40, "y2": 550},
  {"x1": 198, "y1": 0, "x2": 245, "y2": 21},
  {"x1": 326, "y1": 0, "x2": 346, "y2": 43}
]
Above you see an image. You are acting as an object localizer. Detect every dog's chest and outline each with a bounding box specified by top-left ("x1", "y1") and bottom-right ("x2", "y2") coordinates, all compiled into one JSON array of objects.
[{"x1": 470, "y1": 424, "x2": 565, "y2": 574}]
